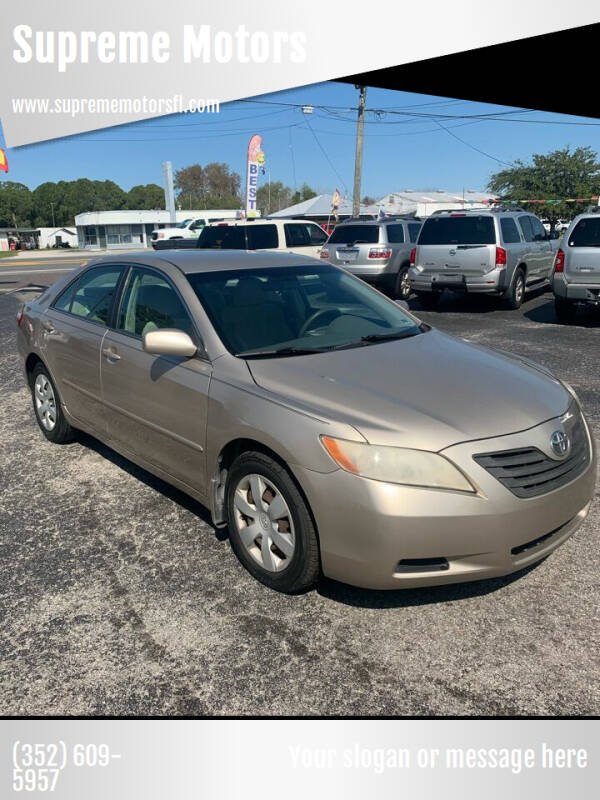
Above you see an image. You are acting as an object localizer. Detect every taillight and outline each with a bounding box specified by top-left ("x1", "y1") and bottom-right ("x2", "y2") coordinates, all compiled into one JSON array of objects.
[
  {"x1": 16, "y1": 307, "x2": 24, "y2": 327},
  {"x1": 410, "y1": 247, "x2": 417, "y2": 267},
  {"x1": 320, "y1": 248, "x2": 329, "y2": 259},
  {"x1": 554, "y1": 248, "x2": 565, "y2": 273},
  {"x1": 495, "y1": 246, "x2": 507, "y2": 266},
  {"x1": 368, "y1": 248, "x2": 392, "y2": 259}
]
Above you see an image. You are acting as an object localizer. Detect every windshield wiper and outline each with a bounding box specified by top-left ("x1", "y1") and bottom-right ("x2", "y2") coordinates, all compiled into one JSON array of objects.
[
  {"x1": 237, "y1": 346, "x2": 327, "y2": 359},
  {"x1": 361, "y1": 330, "x2": 421, "y2": 342}
]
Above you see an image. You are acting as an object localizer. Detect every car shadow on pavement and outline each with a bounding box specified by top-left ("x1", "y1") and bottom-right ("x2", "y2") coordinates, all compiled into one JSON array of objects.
[
  {"x1": 76, "y1": 431, "x2": 225, "y2": 539},
  {"x1": 407, "y1": 286, "x2": 550, "y2": 316},
  {"x1": 317, "y1": 562, "x2": 543, "y2": 609},
  {"x1": 524, "y1": 297, "x2": 600, "y2": 327}
]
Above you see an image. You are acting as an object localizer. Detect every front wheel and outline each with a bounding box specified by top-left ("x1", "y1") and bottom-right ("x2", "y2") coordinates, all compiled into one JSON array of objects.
[
  {"x1": 226, "y1": 452, "x2": 320, "y2": 593},
  {"x1": 554, "y1": 296, "x2": 578, "y2": 324}
]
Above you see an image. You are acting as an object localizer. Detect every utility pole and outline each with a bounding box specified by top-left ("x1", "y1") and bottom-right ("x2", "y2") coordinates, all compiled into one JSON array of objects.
[
  {"x1": 50, "y1": 202, "x2": 56, "y2": 227},
  {"x1": 352, "y1": 85, "x2": 367, "y2": 217}
]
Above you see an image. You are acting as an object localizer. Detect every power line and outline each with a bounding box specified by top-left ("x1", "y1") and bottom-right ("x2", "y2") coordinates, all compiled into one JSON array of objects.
[
  {"x1": 304, "y1": 116, "x2": 349, "y2": 195},
  {"x1": 432, "y1": 119, "x2": 512, "y2": 166}
]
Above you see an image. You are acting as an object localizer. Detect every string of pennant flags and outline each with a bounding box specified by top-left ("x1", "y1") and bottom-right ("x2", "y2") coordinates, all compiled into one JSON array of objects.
[{"x1": 482, "y1": 196, "x2": 599, "y2": 205}]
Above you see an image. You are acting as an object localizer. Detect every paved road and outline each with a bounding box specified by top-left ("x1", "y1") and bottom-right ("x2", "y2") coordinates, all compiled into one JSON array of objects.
[
  {"x1": 0, "y1": 284, "x2": 598, "y2": 716},
  {"x1": 0, "y1": 254, "x2": 89, "y2": 296}
]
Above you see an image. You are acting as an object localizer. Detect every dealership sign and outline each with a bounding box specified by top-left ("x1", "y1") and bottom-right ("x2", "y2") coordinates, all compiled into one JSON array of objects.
[{"x1": 245, "y1": 134, "x2": 265, "y2": 218}]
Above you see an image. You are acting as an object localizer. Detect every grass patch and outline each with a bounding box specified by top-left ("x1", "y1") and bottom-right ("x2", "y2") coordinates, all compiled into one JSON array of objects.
[{"x1": 0, "y1": 250, "x2": 18, "y2": 259}]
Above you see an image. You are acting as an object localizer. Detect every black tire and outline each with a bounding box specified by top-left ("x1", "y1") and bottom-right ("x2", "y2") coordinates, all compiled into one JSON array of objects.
[
  {"x1": 226, "y1": 451, "x2": 320, "y2": 593},
  {"x1": 30, "y1": 362, "x2": 76, "y2": 444},
  {"x1": 394, "y1": 265, "x2": 411, "y2": 300},
  {"x1": 415, "y1": 291, "x2": 441, "y2": 311},
  {"x1": 554, "y1": 296, "x2": 578, "y2": 324},
  {"x1": 504, "y1": 267, "x2": 526, "y2": 309}
]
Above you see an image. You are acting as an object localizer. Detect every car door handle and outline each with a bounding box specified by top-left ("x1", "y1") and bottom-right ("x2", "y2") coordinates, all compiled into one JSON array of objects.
[
  {"x1": 42, "y1": 320, "x2": 56, "y2": 333},
  {"x1": 102, "y1": 346, "x2": 121, "y2": 362}
]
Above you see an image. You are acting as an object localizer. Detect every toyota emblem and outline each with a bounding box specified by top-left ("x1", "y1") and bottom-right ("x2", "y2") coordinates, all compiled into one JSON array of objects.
[{"x1": 550, "y1": 430, "x2": 570, "y2": 458}]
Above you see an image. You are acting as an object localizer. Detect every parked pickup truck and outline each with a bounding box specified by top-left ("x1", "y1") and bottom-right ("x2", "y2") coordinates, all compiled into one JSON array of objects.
[
  {"x1": 150, "y1": 210, "x2": 245, "y2": 247},
  {"x1": 152, "y1": 218, "x2": 328, "y2": 258},
  {"x1": 409, "y1": 208, "x2": 560, "y2": 309}
]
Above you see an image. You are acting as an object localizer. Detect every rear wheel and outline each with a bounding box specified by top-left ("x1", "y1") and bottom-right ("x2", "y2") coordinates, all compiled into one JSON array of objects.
[
  {"x1": 415, "y1": 291, "x2": 441, "y2": 311},
  {"x1": 504, "y1": 268, "x2": 525, "y2": 309},
  {"x1": 226, "y1": 451, "x2": 320, "y2": 593},
  {"x1": 30, "y1": 362, "x2": 75, "y2": 444},
  {"x1": 554, "y1": 296, "x2": 578, "y2": 324},
  {"x1": 394, "y1": 265, "x2": 411, "y2": 300}
]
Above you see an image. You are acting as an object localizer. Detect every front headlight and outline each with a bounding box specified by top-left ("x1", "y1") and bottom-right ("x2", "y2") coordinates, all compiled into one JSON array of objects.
[{"x1": 320, "y1": 436, "x2": 475, "y2": 493}]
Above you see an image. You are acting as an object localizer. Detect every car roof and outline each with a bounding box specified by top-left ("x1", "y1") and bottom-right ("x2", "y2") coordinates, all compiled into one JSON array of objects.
[{"x1": 85, "y1": 249, "x2": 324, "y2": 275}]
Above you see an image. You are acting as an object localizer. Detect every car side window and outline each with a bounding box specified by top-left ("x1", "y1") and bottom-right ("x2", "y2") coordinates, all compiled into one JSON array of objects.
[
  {"x1": 408, "y1": 223, "x2": 421, "y2": 242},
  {"x1": 53, "y1": 266, "x2": 123, "y2": 325},
  {"x1": 500, "y1": 217, "x2": 521, "y2": 244},
  {"x1": 385, "y1": 224, "x2": 405, "y2": 243},
  {"x1": 530, "y1": 216, "x2": 547, "y2": 241},
  {"x1": 246, "y1": 224, "x2": 279, "y2": 249},
  {"x1": 117, "y1": 268, "x2": 194, "y2": 338},
  {"x1": 518, "y1": 215, "x2": 535, "y2": 242},
  {"x1": 307, "y1": 224, "x2": 328, "y2": 244},
  {"x1": 284, "y1": 223, "x2": 311, "y2": 247}
]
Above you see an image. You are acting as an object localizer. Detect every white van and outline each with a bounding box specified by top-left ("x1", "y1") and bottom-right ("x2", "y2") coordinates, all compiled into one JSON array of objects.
[{"x1": 151, "y1": 210, "x2": 247, "y2": 247}]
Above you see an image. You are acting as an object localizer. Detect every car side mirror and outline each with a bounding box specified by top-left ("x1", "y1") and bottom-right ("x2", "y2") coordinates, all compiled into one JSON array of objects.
[{"x1": 143, "y1": 329, "x2": 197, "y2": 358}]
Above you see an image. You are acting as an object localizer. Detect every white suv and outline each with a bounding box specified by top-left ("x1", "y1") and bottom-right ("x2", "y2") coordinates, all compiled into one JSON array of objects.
[{"x1": 198, "y1": 218, "x2": 328, "y2": 258}]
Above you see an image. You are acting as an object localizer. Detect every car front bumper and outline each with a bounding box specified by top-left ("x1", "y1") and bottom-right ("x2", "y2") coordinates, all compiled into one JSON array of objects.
[
  {"x1": 409, "y1": 266, "x2": 507, "y2": 294},
  {"x1": 553, "y1": 274, "x2": 600, "y2": 303},
  {"x1": 295, "y1": 413, "x2": 596, "y2": 590}
]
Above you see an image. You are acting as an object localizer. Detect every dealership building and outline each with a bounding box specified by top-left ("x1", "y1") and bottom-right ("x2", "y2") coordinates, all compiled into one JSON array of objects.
[{"x1": 74, "y1": 209, "x2": 210, "y2": 250}]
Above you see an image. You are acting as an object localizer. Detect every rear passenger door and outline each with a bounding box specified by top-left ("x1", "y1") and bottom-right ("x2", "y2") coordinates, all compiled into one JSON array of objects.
[
  {"x1": 42, "y1": 264, "x2": 124, "y2": 434},
  {"x1": 100, "y1": 266, "x2": 212, "y2": 494},
  {"x1": 518, "y1": 215, "x2": 542, "y2": 282},
  {"x1": 529, "y1": 215, "x2": 554, "y2": 278}
]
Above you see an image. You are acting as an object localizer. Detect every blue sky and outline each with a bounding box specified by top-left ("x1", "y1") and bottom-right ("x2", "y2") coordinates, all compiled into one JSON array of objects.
[{"x1": 2, "y1": 81, "x2": 600, "y2": 200}]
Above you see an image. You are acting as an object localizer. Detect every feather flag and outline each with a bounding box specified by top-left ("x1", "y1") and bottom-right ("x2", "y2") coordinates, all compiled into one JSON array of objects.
[
  {"x1": 331, "y1": 188, "x2": 342, "y2": 220},
  {"x1": 0, "y1": 148, "x2": 8, "y2": 173}
]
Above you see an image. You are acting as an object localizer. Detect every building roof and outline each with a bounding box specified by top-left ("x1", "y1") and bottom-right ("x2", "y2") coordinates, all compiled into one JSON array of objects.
[
  {"x1": 377, "y1": 190, "x2": 497, "y2": 208},
  {"x1": 271, "y1": 194, "x2": 373, "y2": 218},
  {"x1": 74, "y1": 209, "x2": 241, "y2": 226}
]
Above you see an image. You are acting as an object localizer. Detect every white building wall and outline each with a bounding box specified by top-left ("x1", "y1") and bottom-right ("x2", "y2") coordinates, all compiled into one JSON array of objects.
[
  {"x1": 37, "y1": 228, "x2": 78, "y2": 249},
  {"x1": 0, "y1": 232, "x2": 8, "y2": 251}
]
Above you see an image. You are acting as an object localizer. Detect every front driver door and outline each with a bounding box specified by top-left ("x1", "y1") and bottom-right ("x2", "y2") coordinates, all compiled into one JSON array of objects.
[{"x1": 100, "y1": 265, "x2": 212, "y2": 495}]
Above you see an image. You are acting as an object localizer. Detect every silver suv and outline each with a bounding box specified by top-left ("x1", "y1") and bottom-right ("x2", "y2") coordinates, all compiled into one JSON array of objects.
[
  {"x1": 320, "y1": 217, "x2": 422, "y2": 299},
  {"x1": 409, "y1": 209, "x2": 559, "y2": 309},
  {"x1": 552, "y1": 211, "x2": 600, "y2": 323}
]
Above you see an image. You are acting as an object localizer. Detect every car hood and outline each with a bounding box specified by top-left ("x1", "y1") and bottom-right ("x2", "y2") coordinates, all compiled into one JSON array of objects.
[{"x1": 246, "y1": 329, "x2": 570, "y2": 451}]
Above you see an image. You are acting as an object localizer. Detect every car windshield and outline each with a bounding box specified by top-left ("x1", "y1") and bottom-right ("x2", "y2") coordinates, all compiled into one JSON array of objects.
[
  {"x1": 187, "y1": 265, "x2": 424, "y2": 357},
  {"x1": 419, "y1": 216, "x2": 496, "y2": 245},
  {"x1": 328, "y1": 225, "x2": 379, "y2": 245},
  {"x1": 176, "y1": 219, "x2": 193, "y2": 228},
  {"x1": 568, "y1": 218, "x2": 600, "y2": 247}
]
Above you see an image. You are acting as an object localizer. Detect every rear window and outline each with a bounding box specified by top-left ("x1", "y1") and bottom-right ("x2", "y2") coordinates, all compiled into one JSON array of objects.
[
  {"x1": 568, "y1": 218, "x2": 600, "y2": 247},
  {"x1": 418, "y1": 216, "x2": 495, "y2": 245},
  {"x1": 328, "y1": 224, "x2": 379, "y2": 245}
]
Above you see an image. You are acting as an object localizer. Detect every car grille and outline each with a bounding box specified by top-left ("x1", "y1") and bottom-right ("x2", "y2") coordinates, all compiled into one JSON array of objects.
[{"x1": 473, "y1": 415, "x2": 590, "y2": 498}]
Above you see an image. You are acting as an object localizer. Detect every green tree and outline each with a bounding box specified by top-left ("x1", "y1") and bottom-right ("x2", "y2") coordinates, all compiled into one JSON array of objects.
[
  {"x1": 0, "y1": 181, "x2": 33, "y2": 227},
  {"x1": 488, "y1": 147, "x2": 600, "y2": 229},
  {"x1": 290, "y1": 183, "x2": 317, "y2": 206},
  {"x1": 361, "y1": 195, "x2": 376, "y2": 205},
  {"x1": 256, "y1": 181, "x2": 292, "y2": 215},
  {"x1": 174, "y1": 163, "x2": 241, "y2": 209},
  {"x1": 126, "y1": 183, "x2": 164, "y2": 210}
]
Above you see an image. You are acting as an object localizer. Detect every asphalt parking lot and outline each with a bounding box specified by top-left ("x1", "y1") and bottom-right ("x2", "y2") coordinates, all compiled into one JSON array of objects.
[{"x1": 0, "y1": 263, "x2": 599, "y2": 716}]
